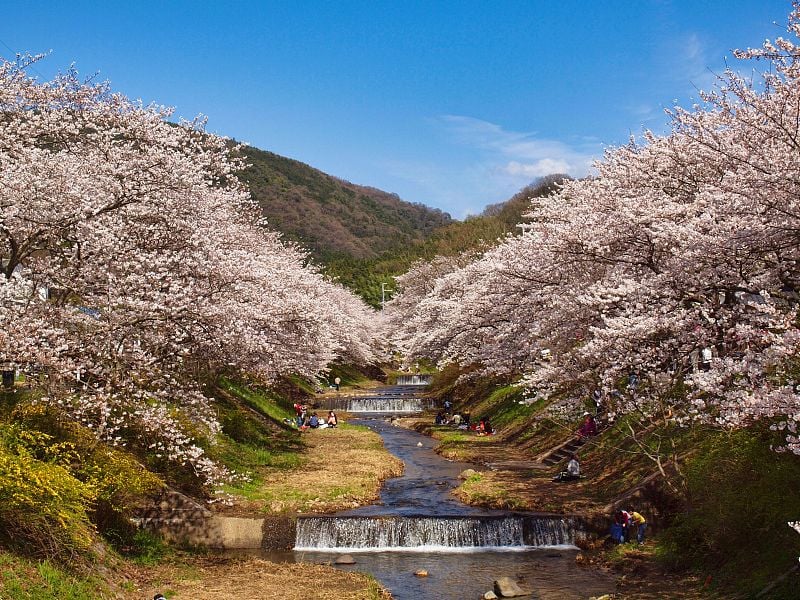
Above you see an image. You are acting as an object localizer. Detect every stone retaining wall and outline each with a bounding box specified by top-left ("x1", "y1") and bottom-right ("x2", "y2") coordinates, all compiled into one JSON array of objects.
[{"x1": 136, "y1": 489, "x2": 296, "y2": 550}]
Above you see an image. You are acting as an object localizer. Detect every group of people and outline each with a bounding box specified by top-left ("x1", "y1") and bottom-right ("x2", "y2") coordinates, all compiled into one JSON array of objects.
[
  {"x1": 433, "y1": 412, "x2": 494, "y2": 435},
  {"x1": 293, "y1": 402, "x2": 338, "y2": 430},
  {"x1": 611, "y1": 509, "x2": 647, "y2": 544},
  {"x1": 434, "y1": 400, "x2": 493, "y2": 436}
]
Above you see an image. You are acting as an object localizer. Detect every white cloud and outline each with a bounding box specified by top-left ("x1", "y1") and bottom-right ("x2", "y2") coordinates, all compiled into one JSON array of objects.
[
  {"x1": 664, "y1": 32, "x2": 721, "y2": 97},
  {"x1": 378, "y1": 115, "x2": 604, "y2": 218},
  {"x1": 436, "y1": 114, "x2": 601, "y2": 180},
  {"x1": 501, "y1": 159, "x2": 571, "y2": 178}
]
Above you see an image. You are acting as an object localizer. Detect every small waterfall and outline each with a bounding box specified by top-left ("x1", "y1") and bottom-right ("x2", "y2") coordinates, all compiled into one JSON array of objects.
[
  {"x1": 347, "y1": 397, "x2": 429, "y2": 412},
  {"x1": 294, "y1": 515, "x2": 577, "y2": 552},
  {"x1": 320, "y1": 397, "x2": 435, "y2": 412},
  {"x1": 522, "y1": 515, "x2": 578, "y2": 546},
  {"x1": 396, "y1": 375, "x2": 432, "y2": 386}
]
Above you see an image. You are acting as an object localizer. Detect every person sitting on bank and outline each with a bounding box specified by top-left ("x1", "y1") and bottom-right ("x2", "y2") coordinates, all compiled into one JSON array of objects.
[
  {"x1": 309, "y1": 413, "x2": 320, "y2": 428},
  {"x1": 435, "y1": 411, "x2": 446, "y2": 425},
  {"x1": 477, "y1": 417, "x2": 493, "y2": 436},
  {"x1": 553, "y1": 454, "x2": 581, "y2": 482},
  {"x1": 577, "y1": 412, "x2": 598, "y2": 439},
  {"x1": 327, "y1": 410, "x2": 338, "y2": 427}
]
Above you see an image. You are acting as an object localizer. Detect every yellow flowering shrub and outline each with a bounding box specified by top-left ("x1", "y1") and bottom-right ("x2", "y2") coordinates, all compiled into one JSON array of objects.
[
  {"x1": 0, "y1": 443, "x2": 95, "y2": 562},
  {"x1": 0, "y1": 405, "x2": 164, "y2": 562}
]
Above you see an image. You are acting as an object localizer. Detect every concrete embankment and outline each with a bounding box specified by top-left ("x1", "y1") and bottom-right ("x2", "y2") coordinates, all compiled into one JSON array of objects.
[{"x1": 136, "y1": 489, "x2": 295, "y2": 550}]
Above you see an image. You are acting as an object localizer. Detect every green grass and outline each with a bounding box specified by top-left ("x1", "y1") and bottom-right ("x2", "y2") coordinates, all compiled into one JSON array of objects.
[
  {"x1": 363, "y1": 573, "x2": 390, "y2": 600},
  {"x1": 123, "y1": 529, "x2": 172, "y2": 566},
  {"x1": 326, "y1": 363, "x2": 369, "y2": 387},
  {"x1": 435, "y1": 429, "x2": 480, "y2": 444},
  {"x1": 287, "y1": 374, "x2": 320, "y2": 396},
  {"x1": 657, "y1": 426, "x2": 800, "y2": 598},
  {"x1": 218, "y1": 378, "x2": 294, "y2": 423},
  {"x1": 481, "y1": 384, "x2": 534, "y2": 429},
  {"x1": 220, "y1": 444, "x2": 305, "y2": 501},
  {"x1": 456, "y1": 472, "x2": 528, "y2": 510},
  {"x1": 0, "y1": 554, "x2": 107, "y2": 600},
  {"x1": 212, "y1": 376, "x2": 303, "y2": 478}
]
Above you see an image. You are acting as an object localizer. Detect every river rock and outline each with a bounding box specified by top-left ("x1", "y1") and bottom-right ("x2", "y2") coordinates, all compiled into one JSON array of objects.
[
  {"x1": 484, "y1": 592, "x2": 498, "y2": 599},
  {"x1": 459, "y1": 468, "x2": 478, "y2": 479},
  {"x1": 493, "y1": 576, "x2": 529, "y2": 597},
  {"x1": 334, "y1": 554, "x2": 356, "y2": 565},
  {"x1": 414, "y1": 569, "x2": 429, "y2": 577},
  {"x1": 417, "y1": 441, "x2": 423, "y2": 446}
]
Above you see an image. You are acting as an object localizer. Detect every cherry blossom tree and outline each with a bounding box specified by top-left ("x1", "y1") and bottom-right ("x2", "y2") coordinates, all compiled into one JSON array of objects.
[
  {"x1": 0, "y1": 55, "x2": 377, "y2": 484},
  {"x1": 381, "y1": 252, "x2": 478, "y2": 362},
  {"x1": 391, "y1": 5, "x2": 800, "y2": 455}
]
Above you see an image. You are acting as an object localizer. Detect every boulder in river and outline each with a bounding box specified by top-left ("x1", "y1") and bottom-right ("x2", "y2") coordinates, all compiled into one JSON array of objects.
[
  {"x1": 493, "y1": 576, "x2": 530, "y2": 597},
  {"x1": 483, "y1": 592, "x2": 498, "y2": 599},
  {"x1": 334, "y1": 554, "x2": 356, "y2": 565},
  {"x1": 414, "y1": 569, "x2": 429, "y2": 577},
  {"x1": 459, "y1": 468, "x2": 478, "y2": 479}
]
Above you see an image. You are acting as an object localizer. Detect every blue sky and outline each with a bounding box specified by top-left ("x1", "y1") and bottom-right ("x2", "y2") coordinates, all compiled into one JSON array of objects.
[{"x1": 1, "y1": 1, "x2": 792, "y2": 218}]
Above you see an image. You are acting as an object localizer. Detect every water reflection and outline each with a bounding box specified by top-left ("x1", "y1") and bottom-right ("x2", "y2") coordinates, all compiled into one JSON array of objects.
[{"x1": 295, "y1": 549, "x2": 614, "y2": 600}]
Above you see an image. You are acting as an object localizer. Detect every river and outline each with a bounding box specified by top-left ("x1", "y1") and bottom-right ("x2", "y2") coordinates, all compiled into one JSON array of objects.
[{"x1": 289, "y1": 386, "x2": 616, "y2": 599}]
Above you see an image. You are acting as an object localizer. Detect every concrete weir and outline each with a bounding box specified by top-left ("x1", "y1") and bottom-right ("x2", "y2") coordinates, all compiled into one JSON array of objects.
[
  {"x1": 136, "y1": 489, "x2": 587, "y2": 551},
  {"x1": 294, "y1": 514, "x2": 582, "y2": 552},
  {"x1": 138, "y1": 504, "x2": 584, "y2": 552}
]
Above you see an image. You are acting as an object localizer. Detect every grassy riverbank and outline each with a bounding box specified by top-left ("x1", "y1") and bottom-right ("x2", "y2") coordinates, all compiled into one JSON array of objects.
[
  {"x1": 0, "y1": 374, "x2": 403, "y2": 600},
  {"x1": 0, "y1": 551, "x2": 390, "y2": 600},
  {"x1": 221, "y1": 422, "x2": 403, "y2": 515}
]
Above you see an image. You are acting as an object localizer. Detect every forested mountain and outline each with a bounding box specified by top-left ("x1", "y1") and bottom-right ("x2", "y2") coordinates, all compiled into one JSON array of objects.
[
  {"x1": 239, "y1": 145, "x2": 452, "y2": 260},
  {"x1": 237, "y1": 142, "x2": 567, "y2": 306}
]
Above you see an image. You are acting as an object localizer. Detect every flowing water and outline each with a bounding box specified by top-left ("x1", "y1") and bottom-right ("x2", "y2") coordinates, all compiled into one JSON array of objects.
[
  {"x1": 293, "y1": 549, "x2": 609, "y2": 600},
  {"x1": 395, "y1": 374, "x2": 433, "y2": 385},
  {"x1": 319, "y1": 396, "x2": 435, "y2": 413},
  {"x1": 340, "y1": 417, "x2": 491, "y2": 516},
  {"x1": 317, "y1": 385, "x2": 436, "y2": 413},
  {"x1": 293, "y1": 385, "x2": 615, "y2": 599}
]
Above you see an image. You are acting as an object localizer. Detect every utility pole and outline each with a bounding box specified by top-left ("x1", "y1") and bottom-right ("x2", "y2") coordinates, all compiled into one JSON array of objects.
[{"x1": 381, "y1": 282, "x2": 393, "y2": 310}]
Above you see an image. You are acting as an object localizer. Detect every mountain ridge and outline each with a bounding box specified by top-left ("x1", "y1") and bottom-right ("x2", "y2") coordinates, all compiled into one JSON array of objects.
[
  {"x1": 239, "y1": 145, "x2": 452, "y2": 261},
  {"x1": 237, "y1": 141, "x2": 568, "y2": 306}
]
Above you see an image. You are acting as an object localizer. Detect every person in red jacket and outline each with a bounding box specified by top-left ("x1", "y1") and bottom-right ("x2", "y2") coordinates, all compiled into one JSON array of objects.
[
  {"x1": 577, "y1": 412, "x2": 598, "y2": 439},
  {"x1": 611, "y1": 509, "x2": 630, "y2": 543}
]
